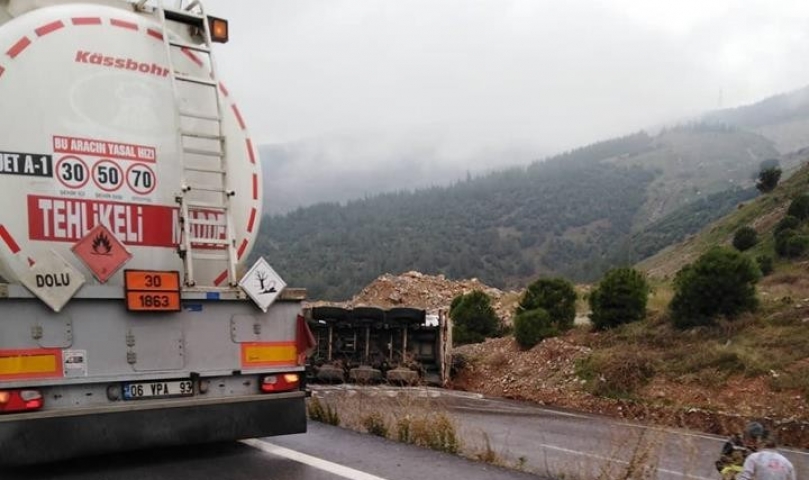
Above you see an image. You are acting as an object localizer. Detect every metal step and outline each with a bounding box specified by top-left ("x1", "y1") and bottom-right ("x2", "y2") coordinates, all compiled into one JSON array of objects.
[
  {"x1": 169, "y1": 40, "x2": 211, "y2": 54},
  {"x1": 163, "y1": 8, "x2": 205, "y2": 27},
  {"x1": 179, "y1": 110, "x2": 220, "y2": 121},
  {"x1": 183, "y1": 147, "x2": 223, "y2": 157},
  {"x1": 183, "y1": 184, "x2": 232, "y2": 194},
  {"x1": 189, "y1": 237, "x2": 230, "y2": 246},
  {"x1": 181, "y1": 130, "x2": 222, "y2": 141},
  {"x1": 183, "y1": 200, "x2": 228, "y2": 209},
  {"x1": 191, "y1": 251, "x2": 230, "y2": 261},
  {"x1": 188, "y1": 217, "x2": 227, "y2": 227},
  {"x1": 174, "y1": 72, "x2": 217, "y2": 87},
  {"x1": 185, "y1": 165, "x2": 226, "y2": 174}
]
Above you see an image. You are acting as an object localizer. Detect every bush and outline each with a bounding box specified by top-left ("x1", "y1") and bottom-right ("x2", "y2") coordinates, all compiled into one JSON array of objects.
[
  {"x1": 307, "y1": 396, "x2": 340, "y2": 425},
  {"x1": 397, "y1": 413, "x2": 459, "y2": 454},
  {"x1": 756, "y1": 254, "x2": 774, "y2": 276},
  {"x1": 362, "y1": 412, "x2": 389, "y2": 437},
  {"x1": 577, "y1": 351, "x2": 655, "y2": 398},
  {"x1": 774, "y1": 215, "x2": 800, "y2": 234},
  {"x1": 756, "y1": 166, "x2": 782, "y2": 193},
  {"x1": 450, "y1": 290, "x2": 501, "y2": 345},
  {"x1": 589, "y1": 267, "x2": 649, "y2": 330},
  {"x1": 775, "y1": 229, "x2": 809, "y2": 258},
  {"x1": 517, "y1": 277, "x2": 576, "y2": 330},
  {"x1": 732, "y1": 226, "x2": 758, "y2": 251},
  {"x1": 787, "y1": 194, "x2": 809, "y2": 221},
  {"x1": 669, "y1": 247, "x2": 760, "y2": 329},
  {"x1": 513, "y1": 308, "x2": 555, "y2": 348}
]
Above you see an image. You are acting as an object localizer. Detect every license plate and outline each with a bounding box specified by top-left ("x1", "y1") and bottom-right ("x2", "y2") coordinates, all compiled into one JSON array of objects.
[{"x1": 123, "y1": 379, "x2": 194, "y2": 400}]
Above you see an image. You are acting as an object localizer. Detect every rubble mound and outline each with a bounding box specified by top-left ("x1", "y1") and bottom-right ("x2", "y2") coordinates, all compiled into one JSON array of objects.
[{"x1": 308, "y1": 271, "x2": 519, "y2": 323}]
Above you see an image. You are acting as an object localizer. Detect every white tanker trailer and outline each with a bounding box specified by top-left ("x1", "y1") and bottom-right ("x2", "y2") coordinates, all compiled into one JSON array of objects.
[{"x1": 0, "y1": 0, "x2": 309, "y2": 465}]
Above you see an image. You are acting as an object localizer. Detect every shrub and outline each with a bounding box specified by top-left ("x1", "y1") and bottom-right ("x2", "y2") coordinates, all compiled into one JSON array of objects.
[
  {"x1": 450, "y1": 290, "x2": 501, "y2": 345},
  {"x1": 517, "y1": 277, "x2": 576, "y2": 330},
  {"x1": 732, "y1": 226, "x2": 758, "y2": 251},
  {"x1": 787, "y1": 194, "x2": 809, "y2": 221},
  {"x1": 362, "y1": 412, "x2": 389, "y2": 437},
  {"x1": 589, "y1": 267, "x2": 649, "y2": 330},
  {"x1": 397, "y1": 413, "x2": 459, "y2": 454},
  {"x1": 669, "y1": 247, "x2": 760, "y2": 329},
  {"x1": 513, "y1": 308, "x2": 555, "y2": 348},
  {"x1": 775, "y1": 229, "x2": 809, "y2": 258},
  {"x1": 577, "y1": 351, "x2": 655, "y2": 398},
  {"x1": 756, "y1": 254, "x2": 774, "y2": 276},
  {"x1": 774, "y1": 215, "x2": 800, "y2": 234},
  {"x1": 307, "y1": 396, "x2": 340, "y2": 425},
  {"x1": 756, "y1": 166, "x2": 782, "y2": 193}
]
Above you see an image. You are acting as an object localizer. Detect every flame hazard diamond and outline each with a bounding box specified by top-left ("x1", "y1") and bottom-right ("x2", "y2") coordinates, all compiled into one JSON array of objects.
[{"x1": 71, "y1": 224, "x2": 132, "y2": 283}]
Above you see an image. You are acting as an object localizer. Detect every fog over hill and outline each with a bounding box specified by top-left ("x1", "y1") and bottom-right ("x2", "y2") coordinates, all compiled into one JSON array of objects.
[
  {"x1": 259, "y1": 84, "x2": 809, "y2": 217},
  {"x1": 259, "y1": 134, "x2": 540, "y2": 215}
]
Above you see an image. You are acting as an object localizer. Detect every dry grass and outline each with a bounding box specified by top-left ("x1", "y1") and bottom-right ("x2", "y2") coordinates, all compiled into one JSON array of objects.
[
  {"x1": 307, "y1": 388, "x2": 461, "y2": 455},
  {"x1": 543, "y1": 428, "x2": 669, "y2": 480},
  {"x1": 576, "y1": 299, "x2": 809, "y2": 398},
  {"x1": 307, "y1": 396, "x2": 340, "y2": 425},
  {"x1": 307, "y1": 387, "x2": 687, "y2": 480}
]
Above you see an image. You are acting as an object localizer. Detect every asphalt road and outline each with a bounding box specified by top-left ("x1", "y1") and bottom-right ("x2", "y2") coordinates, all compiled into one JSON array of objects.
[
  {"x1": 3, "y1": 386, "x2": 807, "y2": 480},
  {"x1": 311, "y1": 385, "x2": 809, "y2": 480},
  {"x1": 1, "y1": 421, "x2": 543, "y2": 480}
]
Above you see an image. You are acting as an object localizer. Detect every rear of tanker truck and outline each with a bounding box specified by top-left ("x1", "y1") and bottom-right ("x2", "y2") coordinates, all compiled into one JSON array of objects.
[{"x1": 0, "y1": 0, "x2": 309, "y2": 465}]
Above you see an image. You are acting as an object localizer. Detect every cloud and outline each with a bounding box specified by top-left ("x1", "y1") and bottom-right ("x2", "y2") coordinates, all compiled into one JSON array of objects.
[{"x1": 204, "y1": 0, "x2": 809, "y2": 158}]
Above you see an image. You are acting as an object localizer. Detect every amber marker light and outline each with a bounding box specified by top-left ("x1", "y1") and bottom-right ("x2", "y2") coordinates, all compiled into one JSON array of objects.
[{"x1": 209, "y1": 16, "x2": 228, "y2": 43}]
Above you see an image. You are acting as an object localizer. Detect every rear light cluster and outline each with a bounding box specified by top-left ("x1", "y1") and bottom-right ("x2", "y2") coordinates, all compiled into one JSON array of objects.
[
  {"x1": 0, "y1": 389, "x2": 43, "y2": 413},
  {"x1": 260, "y1": 373, "x2": 300, "y2": 393}
]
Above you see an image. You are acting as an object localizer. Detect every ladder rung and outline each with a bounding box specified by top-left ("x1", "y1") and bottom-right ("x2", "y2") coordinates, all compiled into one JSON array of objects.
[
  {"x1": 169, "y1": 40, "x2": 211, "y2": 54},
  {"x1": 174, "y1": 72, "x2": 217, "y2": 87},
  {"x1": 185, "y1": 184, "x2": 230, "y2": 193},
  {"x1": 191, "y1": 251, "x2": 230, "y2": 261},
  {"x1": 184, "y1": 200, "x2": 227, "y2": 209},
  {"x1": 179, "y1": 110, "x2": 220, "y2": 121},
  {"x1": 190, "y1": 237, "x2": 230, "y2": 246},
  {"x1": 189, "y1": 217, "x2": 227, "y2": 227},
  {"x1": 181, "y1": 131, "x2": 222, "y2": 141},
  {"x1": 183, "y1": 147, "x2": 223, "y2": 157},
  {"x1": 186, "y1": 165, "x2": 226, "y2": 174},
  {"x1": 163, "y1": 8, "x2": 205, "y2": 27}
]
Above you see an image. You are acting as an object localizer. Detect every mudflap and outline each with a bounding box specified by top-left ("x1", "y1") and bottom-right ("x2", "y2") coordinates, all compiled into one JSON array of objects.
[{"x1": 0, "y1": 392, "x2": 307, "y2": 466}]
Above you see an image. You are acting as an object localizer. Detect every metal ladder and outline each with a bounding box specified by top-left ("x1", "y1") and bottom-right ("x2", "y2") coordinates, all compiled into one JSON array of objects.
[{"x1": 155, "y1": 0, "x2": 238, "y2": 288}]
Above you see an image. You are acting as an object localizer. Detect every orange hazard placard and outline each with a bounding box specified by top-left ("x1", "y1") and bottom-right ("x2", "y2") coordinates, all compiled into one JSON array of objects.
[
  {"x1": 71, "y1": 224, "x2": 132, "y2": 283},
  {"x1": 124, "y1": 270, "x2": 180, "y2": 291},
  {"x1": 125, "y1": 291, "x2": 181, "y2": 312},
  {"x1": 124, "y1": 270, "x2": 181, "y2": 312}
]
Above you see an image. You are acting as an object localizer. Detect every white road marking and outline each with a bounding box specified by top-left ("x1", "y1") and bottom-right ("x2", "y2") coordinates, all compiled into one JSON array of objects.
[
  {"x1": 533, "y1": 442, "x2": 714, "y2": 480},
  {"x1": 242, "y1": 438, "x2": 390, "y2": 480}
]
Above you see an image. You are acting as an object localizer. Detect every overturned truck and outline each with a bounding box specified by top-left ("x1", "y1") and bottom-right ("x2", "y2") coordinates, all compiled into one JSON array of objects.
[{"x1": 305, "y1": 306, "x2": 452, "y2": 386}]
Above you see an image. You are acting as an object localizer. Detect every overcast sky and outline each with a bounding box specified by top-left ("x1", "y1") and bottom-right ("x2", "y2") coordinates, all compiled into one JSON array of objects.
[{"x1": 203, "y1": 0, "x2": 809, "y2": 161}]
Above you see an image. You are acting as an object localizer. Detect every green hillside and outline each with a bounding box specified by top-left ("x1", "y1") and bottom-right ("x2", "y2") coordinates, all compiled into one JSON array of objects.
[
  {"x1": 639, "y1": 161, "x2": 809, "y2": 279},
  {"x1": 254, "y1": 125, "x2": 785, "y2": 300}
]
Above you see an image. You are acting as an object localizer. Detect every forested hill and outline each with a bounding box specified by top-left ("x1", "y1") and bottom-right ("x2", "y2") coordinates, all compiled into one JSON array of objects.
[{"x1": 253, "y1": 127, "x2": 777, "y2": 300}]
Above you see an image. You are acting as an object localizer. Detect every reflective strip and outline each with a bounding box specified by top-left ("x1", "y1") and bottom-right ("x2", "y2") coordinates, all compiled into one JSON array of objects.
[
  {"x1": 0, "y1": 349, "x2": 62, "y2": 380},
  {"x1": 241, "y1": 342, "x2": 297, "y2": 367}
]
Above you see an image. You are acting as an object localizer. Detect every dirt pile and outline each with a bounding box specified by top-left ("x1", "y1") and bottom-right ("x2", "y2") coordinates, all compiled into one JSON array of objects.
[
  {"x1": 452, "y1": 332, "x2": 809, "y2": 448},
  {"x1": 453, "y1": 336, "x2": 593, "y2": 405},
  {"x1": 308, "y1": 271, "x2": 519, "y2": 323}
]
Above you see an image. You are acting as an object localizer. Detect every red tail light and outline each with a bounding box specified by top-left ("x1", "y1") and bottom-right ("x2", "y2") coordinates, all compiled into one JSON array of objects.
[
  {"x1": 260, "y1": 373, "x2": 300, "y2": 393},
  {"x1": 0, "y1": 389, "x2": 43, "y2": 413}
]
